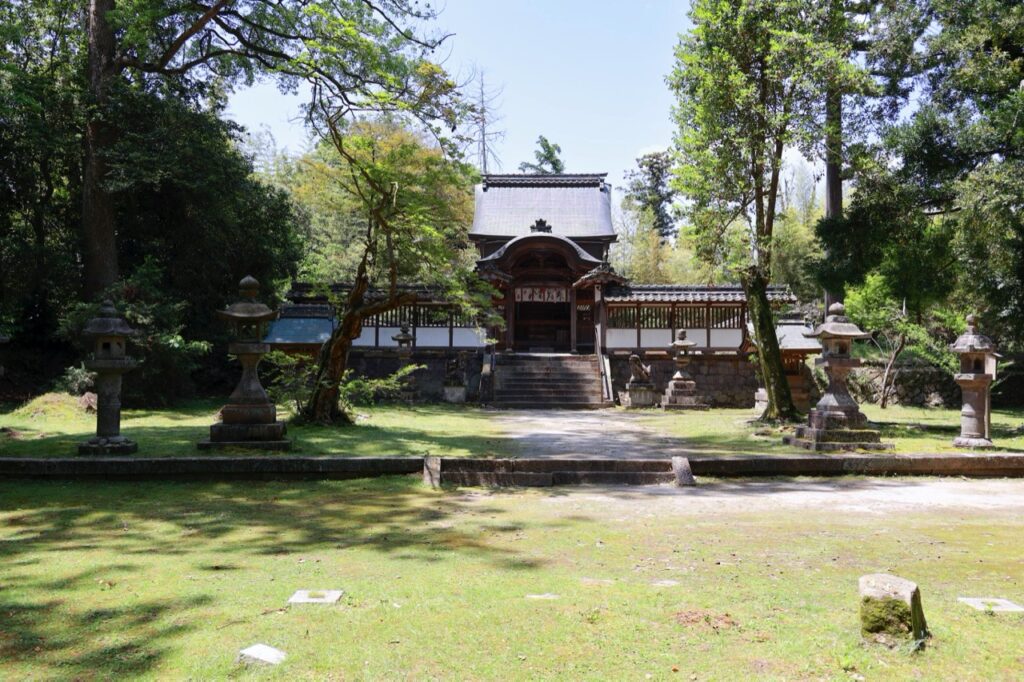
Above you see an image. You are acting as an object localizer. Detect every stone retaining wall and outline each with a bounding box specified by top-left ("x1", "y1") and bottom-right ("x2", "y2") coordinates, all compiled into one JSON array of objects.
[
  {"x1": 348, "y1": 349, "x2": 484, "y2": 402},
  {"x1": 847, "y1": 363, "x2": 960, "y2": 408},
  {"x1": 610, "y1": 352, "x2": 757, "y2": 408}
]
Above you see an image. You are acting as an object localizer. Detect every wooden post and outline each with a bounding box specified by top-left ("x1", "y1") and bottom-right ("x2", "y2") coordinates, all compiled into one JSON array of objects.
[
  {"x1": 570, "y1": 287, "x2": 577, "y2": 353},
  {"x1": 597, "y1": 285, "x2": 607, "y2": 352},
  {"x1": 448, "y1": 307, "x2": 454, "y2": 348},
  {"x1": 636, "y1": 304, "x2": 641, "y2": 349},
  {"x1": 705, "y1": 304, "x2": 712, "y2": 350},
  {"x1": 507, "y1": 290, "x2": 516, "y2": 350}
]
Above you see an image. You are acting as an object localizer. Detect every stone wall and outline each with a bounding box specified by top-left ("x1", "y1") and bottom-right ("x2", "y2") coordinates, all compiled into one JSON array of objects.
[
  {"x1": 846, "y1": 363, "x2": 959, "y2": 408},
  {"x1": 348, "y1": 349, "x2": 484, "y2": 402},
  {"x1": 610, "y1": 352, "x2": 757, "y2": 408}
]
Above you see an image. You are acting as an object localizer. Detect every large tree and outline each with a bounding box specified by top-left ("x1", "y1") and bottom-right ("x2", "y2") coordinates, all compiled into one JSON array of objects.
[
  {"x1": 669, "y1": 0, "x2": 865, "y2": 420},
  {"x1": 80, "y1": 0, "x2": 458, "y2": 298},
  {"x1": 624, "y1": 151, "x2": 678, "y2": 240},
  {"x1": 518, "y1": 135, "x2": 565, "y2": 174},
  {"x1": 298, "y1": 118, "x2": 484, "y2": 423}
]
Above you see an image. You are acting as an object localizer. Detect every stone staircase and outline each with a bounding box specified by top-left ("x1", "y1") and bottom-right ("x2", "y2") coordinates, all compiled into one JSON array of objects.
[{"x1": 492, "y1": 353, "x2": 606, "y2": 409}]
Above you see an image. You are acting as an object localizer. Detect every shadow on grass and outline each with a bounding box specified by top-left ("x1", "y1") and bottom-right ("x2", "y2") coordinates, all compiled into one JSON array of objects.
[
  {"x1": 0, "y1": 477, "x2": 575, "y2": 675},
  {"x1": 0, "y1": 403, "x2": 518, "y2": 458}
]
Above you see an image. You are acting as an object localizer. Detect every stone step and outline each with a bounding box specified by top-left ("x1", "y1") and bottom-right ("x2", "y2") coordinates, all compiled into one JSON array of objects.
[
  {"x1": 495, "y1": 382, "x2": 602, "y2": 391},
  {"x1": 441, "y1": 458, "x2": 674, "y2": 473},
  {"x1": 493, "y1": 393, "x2": 604, "y2": 403},
  {"x1": 489, "y1": 395, "x2": 606, "y2": 405},
  {"x1": 440, "y1": 471, "x2": 675, "y2": 486}
]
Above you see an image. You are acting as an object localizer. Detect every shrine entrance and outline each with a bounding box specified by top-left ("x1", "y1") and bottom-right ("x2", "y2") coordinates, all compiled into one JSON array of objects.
[
  {"x1": 513, "y1": 289, "x2": 572, "y2": 351},
  {"x1": 476, "y1": 233, "x2": 609, "y2": 354}
]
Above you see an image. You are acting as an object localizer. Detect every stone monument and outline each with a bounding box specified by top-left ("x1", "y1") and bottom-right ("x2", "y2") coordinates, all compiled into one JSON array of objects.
[
  {"x1": 950, "y1": 314, "x2": 999, "y2": 448},
  {"x1": 784, "y1": 303, "x2": 892, "y2": 451},
  {"x1": 199, "y1": 276, "x2": 290, "y2": 450},
  {"x1": 662, "y1": 330, "x2": 708, "y2": 410},
  {"x1": 78, "y1": 300, "x2": 138, "y2": 455},
  {"x1": 621, "y1": 353, "x2": 657, "y2": 408}
]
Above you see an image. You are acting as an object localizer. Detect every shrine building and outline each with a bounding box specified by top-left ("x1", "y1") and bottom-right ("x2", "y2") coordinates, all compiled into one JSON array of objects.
[{"x1": 269, "y1": 173, "x2": 797, "y2": 407}]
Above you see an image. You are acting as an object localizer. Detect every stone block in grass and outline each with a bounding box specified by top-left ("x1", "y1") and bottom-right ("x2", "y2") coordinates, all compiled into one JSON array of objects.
[{"x1": 859, "y1": 573, "x2": 929, "y2": 644}]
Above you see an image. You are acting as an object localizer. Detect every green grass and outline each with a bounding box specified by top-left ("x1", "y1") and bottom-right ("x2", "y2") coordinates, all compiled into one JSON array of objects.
[
  {"x1": 0, "y1": 394, "x2": 517, "y2": 458},
  {"x1": 635, "y1": 405, "x2": 1024, "y2": 456},
  {"x1": 1, "y1": 477, "x2": 1022, "y2": 679},
  {"x1": 3, "y1": 393, "x2": 1023, "y2": 458}
]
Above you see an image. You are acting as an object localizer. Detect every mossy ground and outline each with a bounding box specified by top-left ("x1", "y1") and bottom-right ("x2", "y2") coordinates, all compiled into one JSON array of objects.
[
  {"x1": 1, "y1": 477, "x2": 1022, "y2": 679},
  {"x1": 3, "y1": 393, "x2": 1023, "y2": 458}
]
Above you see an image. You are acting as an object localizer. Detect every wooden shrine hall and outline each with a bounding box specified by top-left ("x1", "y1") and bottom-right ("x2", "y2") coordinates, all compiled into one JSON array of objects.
[
  {"x1": 470, "y1": 173, "x2": 793, "y2": 355},
  {"x1": 267, "y1": 173, "x2": 796, "y2": 408}
]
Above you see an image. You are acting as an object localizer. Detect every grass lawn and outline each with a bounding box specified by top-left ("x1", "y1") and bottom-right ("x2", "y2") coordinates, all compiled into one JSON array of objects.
[
  {"x1": 1, "y1": 477, "x2": 1022, "y2": 679},
  {"x1": 635, "y1": 405, "x2": 1024, "y2": 456},
  {"x1": 0, "y1": 394, "x2": 517, "y2": 458}
]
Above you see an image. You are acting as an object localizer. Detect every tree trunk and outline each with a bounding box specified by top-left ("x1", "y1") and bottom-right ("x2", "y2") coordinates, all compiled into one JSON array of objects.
[
  {"x1": 744, "y1": 267, "x2": 798, "y2": 422},
  {"x1": 823, "y1": 82, "x2": 844, "y2": 308},
  {"x1": 82, "y1": 0, "x2": 120, "y2": 299},
  {"x1": 302, "y1": 309, "x2": 362, "y2": 425},
  {"x1": 879, "y1": 332, "x2": 906, "y2": 409}
]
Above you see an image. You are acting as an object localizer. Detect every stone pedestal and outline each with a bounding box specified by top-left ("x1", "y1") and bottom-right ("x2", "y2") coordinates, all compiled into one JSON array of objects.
[
  {"x1": 952, "y1": 373, "x2": 993, "y2": 448},
  {"x1": 200, "y1": 342, "x2": 289, "y2": 450},
  {"x1": 662, "y1": 373, "x2": 709, "y2": 410},
  {"x1": 622, "y1": 382, "x2": 658, "y2": 408},
  {"x1": 785, "y1": 357, "x2": 891, "y2": 451}
]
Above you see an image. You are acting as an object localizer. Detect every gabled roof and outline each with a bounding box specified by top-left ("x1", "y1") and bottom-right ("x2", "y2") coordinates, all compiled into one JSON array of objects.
[
  {"x1": 470, "y1": 173, "x2": 615, "y2": 239},
  {"x1": 477, "y1": 233, "x2": 603, "y2": 267},
  {"x1": 603, "y1": 284, "x2": 797, "y2": 304}
]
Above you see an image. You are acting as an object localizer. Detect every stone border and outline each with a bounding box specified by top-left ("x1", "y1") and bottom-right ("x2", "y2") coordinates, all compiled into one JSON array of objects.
[
  {"x1": 1, "y1": 453, "x2": 1023, "y2": 481},
  {"x1": 0, "y1": 457, "x2": 421, "y2": 480}
]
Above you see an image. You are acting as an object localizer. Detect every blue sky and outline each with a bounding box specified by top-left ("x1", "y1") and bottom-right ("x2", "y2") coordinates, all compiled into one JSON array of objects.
[{"x1": 226, "y1": 0, "x2": 692, "y2": 193}]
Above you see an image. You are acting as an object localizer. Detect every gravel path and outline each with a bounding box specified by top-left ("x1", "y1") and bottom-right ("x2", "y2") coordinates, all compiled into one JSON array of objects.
[{"x1": 493, "y1": 408, "x2": 694, "y2": 459}]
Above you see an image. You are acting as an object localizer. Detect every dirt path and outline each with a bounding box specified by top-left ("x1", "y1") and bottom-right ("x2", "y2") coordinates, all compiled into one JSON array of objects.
[
  {"x1": 470, "y1": 477, "x2": 1024, "y2": 516},
  {"x1": 494, "y1": 408, "x2": 693, "y2": 459}
]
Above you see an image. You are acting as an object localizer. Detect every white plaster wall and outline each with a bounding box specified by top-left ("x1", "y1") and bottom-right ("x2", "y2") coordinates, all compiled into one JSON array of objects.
[
  {"x1": 416, "y1": 328, "x2": 450, "y2": 347},
  {"x1": 378, "y1": 327, "x2": 402, "y2": 347},
  {"x1": 606, "y1": 329, "x2": 638, "y2": 348},
  {"x1": 640, "y1": 329, "x2": 673, "y2": 348},
  {"x1": 352, "y1": 327, "x2": 376, "y2": 347},
  {"x1": 452, "y1": 328, "x2": 486, "y2": 347},
  {"x1": 710, "y1": 329, "x2": 743, "y2": 347}
]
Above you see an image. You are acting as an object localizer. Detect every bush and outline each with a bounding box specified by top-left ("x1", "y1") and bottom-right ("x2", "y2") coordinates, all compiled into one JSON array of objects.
[
  {"x1": 54, "y1": 363, "x2": 96, "y2": 396},
  {"x1": 58, "y1": 259, "x2": 211, "y2": 407}
]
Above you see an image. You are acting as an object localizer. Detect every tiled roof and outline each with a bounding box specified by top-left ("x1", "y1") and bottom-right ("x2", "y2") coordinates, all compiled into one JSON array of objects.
[
  {"x1": 470, "y1": 173, "x2": 614, "y2": 239},
  {"x1": 604, "y1": 284, "x2": 796, "y2": 304},
  {"x1": 264, "y1": 316, "x2": 334, "y2": 345}
]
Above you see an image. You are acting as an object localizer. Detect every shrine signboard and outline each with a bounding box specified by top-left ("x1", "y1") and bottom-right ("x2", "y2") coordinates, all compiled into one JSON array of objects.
[{"x1": 515, "y1": 287, "x2": 568, "y2": 303}]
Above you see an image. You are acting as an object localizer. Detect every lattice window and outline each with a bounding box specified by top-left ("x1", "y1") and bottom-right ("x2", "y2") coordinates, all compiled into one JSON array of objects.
[
  {"x1": 710, "y1": 306, "x2": 743, "y2": 329},
  {"x1": 373, "y1": 305, "x2": 415, "y2": 327},
  {"x1": 417, "y1": 305, "x2": 450, "y2": 327},
  {"x1": 451, "y1": 308, "x2": 477, "y2": 328},
  {"x1": 608, "y1": 306, "x2": 637, "y2": 329},
  {"x1": 639, "y1": 306, "x2": 671, "y2": 329},
  {"x1": 674, "y1": 306, "x2": 707, "y2": 329}
]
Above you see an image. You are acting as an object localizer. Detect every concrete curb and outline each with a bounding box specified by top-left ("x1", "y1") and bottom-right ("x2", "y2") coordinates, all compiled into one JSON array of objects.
[{"x1": 1, "y1": 453, "x2": 1023, "y2": 482}]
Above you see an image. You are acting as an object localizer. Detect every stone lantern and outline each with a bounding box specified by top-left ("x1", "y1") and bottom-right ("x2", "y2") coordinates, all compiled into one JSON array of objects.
[
  {"x1": 949, "y1": 314, "x2": 999, "y2": 448},
  {"x1": 199, "y1": 276, "x2": 290, "y2": 450},
  {"x1": 78, "y1": 300, "x2": 138, "y2": 455},
  {"x1": 662, "y1": 330, "x2": 708, "y2": 410},
  {"x1": 392, "y1": 323, "x2": 414, "y2": 350},
  {"x1": 784, "y1": 303, "x2": 892, "y2": 451},
  {"x1": 391, "y1": 323, "x2": 417, "y2": 403}
]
